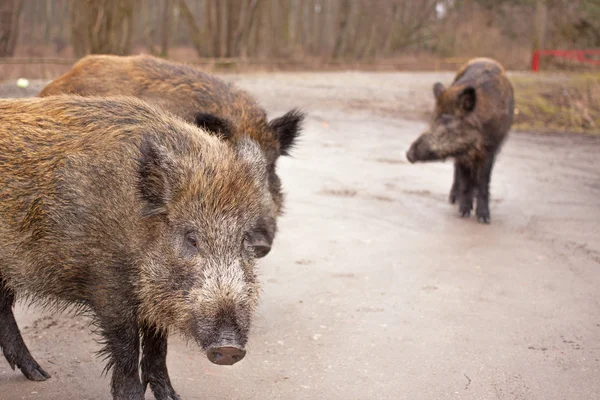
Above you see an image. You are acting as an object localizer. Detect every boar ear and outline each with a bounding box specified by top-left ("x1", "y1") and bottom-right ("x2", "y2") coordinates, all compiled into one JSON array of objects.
[
  {"x1": 433, "y1": 82, "x2": 445, "y2": 99},
  {"x1": 458, "y1": 87, "x2": 476, "y2": 113},
  {"x1": 194, "y1": 113, "x2": 232, "y2": 139},
  {"x1": 268, "y1": 109, "x2": 305, "y2": 156},
  {"x1": 137, "y1": 136, "x2": 176, "y2": 216}
]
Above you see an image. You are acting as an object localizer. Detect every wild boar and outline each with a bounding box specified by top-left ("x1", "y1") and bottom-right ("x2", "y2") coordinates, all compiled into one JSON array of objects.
[
  {"x1": 406, "y1": 58, "x2": 514, "y2": 223},
  {"x1": 0, "y1": 95, "x2": 269, "y2": 400}
]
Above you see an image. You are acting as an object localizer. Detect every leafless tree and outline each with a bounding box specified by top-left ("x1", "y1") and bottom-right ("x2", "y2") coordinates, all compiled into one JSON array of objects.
[
  {"x1": 159, "y1": 0, "x2": 172, "y2": 56},
  {"x1": 71, "y1": 0, "x2": 137, "y2": 58},
  {"x1": 3, "y1": 0, "x2": 598, "y2": 70},
  {"x1": 0, "y1": 0, "x2": 24, "y2": 56}
]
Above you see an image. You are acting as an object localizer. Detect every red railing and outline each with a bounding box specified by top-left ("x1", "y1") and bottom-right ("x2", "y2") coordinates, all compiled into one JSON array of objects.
[{"x1": 531, "y1": 49, "x2": 600, "y2": 72}]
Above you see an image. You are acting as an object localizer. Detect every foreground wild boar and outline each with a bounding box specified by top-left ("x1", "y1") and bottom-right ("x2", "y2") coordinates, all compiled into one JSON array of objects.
[
  {"x1": 41, "y1": 54, "x2": 306, "y2": 257},
  {"x1": 0, "y1": 96, "x2": 269, "y2": 400},
  {"x1": 406, "y1": 58, "x2": 514, "y2": 223}
]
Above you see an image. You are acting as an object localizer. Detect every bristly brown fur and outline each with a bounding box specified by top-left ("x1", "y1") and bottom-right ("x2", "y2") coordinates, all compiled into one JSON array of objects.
[
  {"x1": 41, "y1": 55, "x2": 306, "y2": 254},
  {"x1": 0, "y1": 95, "x2": 267, "y2": 399}
]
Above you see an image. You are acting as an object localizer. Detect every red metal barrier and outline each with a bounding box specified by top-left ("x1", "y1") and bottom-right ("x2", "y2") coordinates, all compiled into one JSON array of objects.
[{"x1": 532, "y1": 49, "x2": 600, "y2": 72}]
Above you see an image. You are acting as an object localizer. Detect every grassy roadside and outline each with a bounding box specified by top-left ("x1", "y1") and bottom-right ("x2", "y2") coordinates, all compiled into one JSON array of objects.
[{"x1": 512, "y1": 73, "x2": 600, "y2": 135}]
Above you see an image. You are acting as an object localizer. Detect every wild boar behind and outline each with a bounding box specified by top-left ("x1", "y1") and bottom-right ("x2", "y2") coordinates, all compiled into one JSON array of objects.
[{"x1": 406, "y1": 57, "x2": 514, "y2": 223}]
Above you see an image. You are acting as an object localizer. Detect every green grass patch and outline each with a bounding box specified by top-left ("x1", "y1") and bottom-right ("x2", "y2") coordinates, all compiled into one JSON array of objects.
[{"x1": 512, "y1": 73, "x2": 600, "y2": 134}]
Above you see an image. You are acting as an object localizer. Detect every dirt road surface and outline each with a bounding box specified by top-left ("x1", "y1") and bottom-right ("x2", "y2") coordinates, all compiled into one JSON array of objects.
[{"x1": 1, "y1": 72, "x2": 599, "y2": 400}]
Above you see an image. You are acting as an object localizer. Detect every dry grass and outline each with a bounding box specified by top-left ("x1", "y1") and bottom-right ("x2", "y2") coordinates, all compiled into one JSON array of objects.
[
  {"x1": 512, "y1": 73, "x2": 600, "y2": 134},
  {"x1": 0, "y1": 51, "x2": 471, "y2": 81}
]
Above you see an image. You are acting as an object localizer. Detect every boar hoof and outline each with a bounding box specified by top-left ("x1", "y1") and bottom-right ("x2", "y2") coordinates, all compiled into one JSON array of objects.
[
  {"x1": 19, "y1": 361, "x2": 51, "y2": 381},
  {"x1": 459, "y1": 199, "x2": 473, "y2": 218},
  {"x1": 143, "y1": 380, "x2": 181, "y2": 400},
  {"x1": 449, "y1": 192, "x2": 457, "y2": 204},
  {"x1": 476, "y1": 205, "x2": 490, "y2": 224},
  {"x1": 459, "y1": 203, "x2": 472, "y2": 218},
  {"x1": 158, "y1": 392, "x2": 181, "y2": 400},
  {"x1": 142, "y1": 371, "x2": 181, "y2": 400},
  {"x1": 153, "y1": 385, "x2": 181, "y2": 400},
  {"x1": 477, "y1": 214, "x2": 490, "y2": 224},
  {"x1": 4, "y1": 350, "x2": 50, "y2": 381}
]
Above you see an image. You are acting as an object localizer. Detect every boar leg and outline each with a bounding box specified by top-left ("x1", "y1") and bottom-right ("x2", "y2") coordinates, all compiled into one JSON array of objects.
[
  {"x1": 0, "y1": 279, "x2": 50, "y2": 381},
  {"x1": 97, "y1": 313, "x2": 145, "y2": 400},
  {"x1": 475, "y1": 153, "x2": 496, "y2": 224},
  {"x1": 456, "y1": 163, "x2": 476, "y2": 218},
  {"x1": 449, "y1": 162, "x2": 460, "y2": 204},
  {"x1": 141, "y1": 325, "x2": 181, "y2": 400}
]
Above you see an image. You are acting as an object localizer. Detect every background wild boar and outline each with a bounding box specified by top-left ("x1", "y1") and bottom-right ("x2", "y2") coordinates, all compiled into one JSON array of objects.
[
  {"x1": 0, "y1": 96, "x2": 269, "y2": 400},
  {"x1": 40, "y1": 54, "x2": 306, "y2": 257},
  {"x1": 406, "y1": 58, "x2": 514, "y2": 223}
]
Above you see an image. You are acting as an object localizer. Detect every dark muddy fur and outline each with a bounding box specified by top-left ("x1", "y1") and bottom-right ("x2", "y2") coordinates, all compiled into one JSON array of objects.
[
  {"x1": 41, "y1": 54, "x2": 306, "y2": 256},
  {"x1": 406, "y1": 58, "x2": 514, "y2": 223},
  {"x1": 0, "y1": 96, "x2": 269, "y2": 400}
]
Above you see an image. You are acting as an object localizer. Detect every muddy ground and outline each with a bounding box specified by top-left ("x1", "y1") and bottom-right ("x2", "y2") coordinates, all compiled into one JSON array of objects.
[{"x1": 1, "y1": 72, "x2": 599, "y2": 400}]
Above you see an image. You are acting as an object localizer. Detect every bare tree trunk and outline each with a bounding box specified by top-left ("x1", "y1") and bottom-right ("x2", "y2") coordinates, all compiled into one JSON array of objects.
[
  {"x1": 288, "y1": 0, "x2": 299, "y2": 52},
  {"x1": 178, "y1": 0, "x2": 204, "y2": 56},
  {"x1": 313, "y1": 0, "x2": 323, "y2": 56},
  {"x1": 247, "y1": 0, "x2": 265, "y2": 57},
  {"x1": 120, "y1": 1, "x2": 135, "y2": 54},
  {"x1": 217, "y1": 0, "x2": 228, "y2": 57},
  {"x1": 160, "y1": 0, "x2": 172, "y2": 56},
  {"x1": 382, "y1": 0, "x2": 436, "y2": 53},
  {"x1": 383, "y1": 2, "x2": 403, "y2": 53},
  {"x1": 44, "y1": 0, "x2": 52, "y2": 45},
  {"x1": 361, "y1": 23, "x2": 378, "y2": 60},
  {"x1": 203, "y1": 0, "x2": 213, "y2": 56},
  {"x1": 70, "y1": 0, "x2": 137, "y2": 57},
  {"x1": 71, "y1": 1, "x2": 88, "y2": 57},
  {"x1": 533, "y1": 0, "x2": 547, "y2": 50},
  {"x1": 141, "y1": 0, "x2": 157, "y2": 55},
  {"x1": 0, "y1": 0, "x2": 24, "y2": 56},
  {"x1": 56, "y1": 0, "x2": 70, "y2": 54},
  {"x1": 209, "y1": 0, "x2": 219, "y2": 56},
  {"x1": 302, "y1": 0, "x2": 312, "y2": 55},
  {"x1": 268, "y1": 0, "x2": 279, "y2": 57},
  {"x1": 333, "y1": 0, "x2": 351, "y2": 58},
  {"x1": 233, "y1": 0, "x2": 260, "y2": 57}
]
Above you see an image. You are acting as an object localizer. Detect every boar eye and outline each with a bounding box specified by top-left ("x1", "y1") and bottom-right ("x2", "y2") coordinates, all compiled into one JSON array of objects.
[
  {"x1": 439, "y1": 114, "x2": 453, "y2": 124},
  {"x1": 186, "y1": 232, "x2": 198, "y2": 249}
]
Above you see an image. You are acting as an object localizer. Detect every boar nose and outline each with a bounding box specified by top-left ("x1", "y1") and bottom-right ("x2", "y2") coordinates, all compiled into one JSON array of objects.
[
  {"x1": 249, "y1": 229, "x2": 272, "y2": 258},
  {"x1": 252, "y1": 237, "x2": 271, "y2": 258},
  {"x1": 207, "y1": 346, "x2": 246, "y2": 365},
  {"x1": 406, "y1": 148, "x2": 416, "y2": 163}
]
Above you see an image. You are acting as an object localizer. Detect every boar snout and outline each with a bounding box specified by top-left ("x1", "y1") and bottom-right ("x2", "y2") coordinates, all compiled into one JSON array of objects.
[
  {"x1": 249, "y1": 228, "x2": 272, "y2": 258},
  {"x1": 407, "y1": 135, "x2": 438, "y2": 163},
  {"x1": 406, "y1": 146, "x2": 417, "y2": 163},
  {"x1": 206, "y1": 327, "x2": 247, "y2": 365},
  {"x1": 250, "y1": 234, "x2": 271, "y2": 258},
  {"x1": 199, "y1": 316, "x2": 250, "y2": 365},
  {"x1": 248, "y1": 217, "x2": 276, "y2": 258},
  {"x1": 207, "y1": 346, "x2": 246, "y2": 365}
]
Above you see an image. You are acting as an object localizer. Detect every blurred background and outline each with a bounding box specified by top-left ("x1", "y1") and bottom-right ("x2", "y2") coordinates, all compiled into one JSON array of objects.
[
  {"x1": 1, "y1": 3, "x2": 600, "y2": 399},
  {"x1": 1, "y1": 0, "x2": 599, "y2": 70}
]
